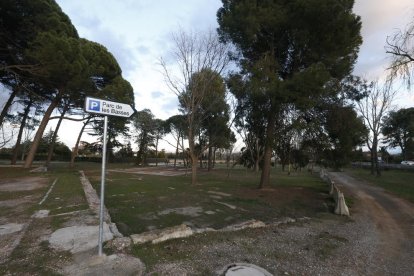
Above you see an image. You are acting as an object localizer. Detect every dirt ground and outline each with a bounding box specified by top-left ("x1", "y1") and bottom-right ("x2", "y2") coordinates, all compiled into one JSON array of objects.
[
  {"x1": 0, "y1": 176, "x2": 49, "y2": 263},
  {"x1": 329, "y1": 172, "x2": 414, "y2": 274},
  {"x1": 1, "y1": 168, "x2": 414, "y2": 275}
]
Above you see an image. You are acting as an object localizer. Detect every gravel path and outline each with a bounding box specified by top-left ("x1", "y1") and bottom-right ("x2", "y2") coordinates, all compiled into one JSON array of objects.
[{"x1": 328, "y1": 172, "x2": 414, "y2": 275}]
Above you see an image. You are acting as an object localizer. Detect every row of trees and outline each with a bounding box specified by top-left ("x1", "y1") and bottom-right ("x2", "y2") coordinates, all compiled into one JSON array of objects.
[
  {"x1": 0, "y1": 1, "x2": 237, "y2": 175},
  {"x1": 0, "y1": 0, "x2": 134, "y2": 168},
  {"x1": 157, "y1": 0, "x2": 381, "y2": 186},
  {"x1": 160, "y1": 0, "x2": 413, "y2": 186},
  {"x1": 1, "y1": 0, "x2": 413, "y2": 188},
  {"x1": 133, "y1": 86, "x2": 235, "y2": 172}
]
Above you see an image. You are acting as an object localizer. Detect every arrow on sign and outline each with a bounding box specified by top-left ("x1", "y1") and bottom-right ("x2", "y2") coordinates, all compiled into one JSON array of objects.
[{"x1": 85, "y1": 97, "x2": 135, "y2": 118}]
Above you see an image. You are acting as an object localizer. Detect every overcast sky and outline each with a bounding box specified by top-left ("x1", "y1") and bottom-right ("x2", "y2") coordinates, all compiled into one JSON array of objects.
[{"x1": 3, "y1": 0, "x2": 414, "y2": 151}]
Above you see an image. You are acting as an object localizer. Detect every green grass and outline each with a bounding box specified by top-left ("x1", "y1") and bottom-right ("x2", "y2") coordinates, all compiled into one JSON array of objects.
[
  {"x1": 346, "y1": 167, "x2": 414, "y2": 203},
  {"x1": 85, "y1": 165, "x2": 330, "y2": 235},
  {"x1": 0, "y1": 163, "x2": 90, "y2": 275},
  {"x1": 0, "y1": 164, "x2": 90, "y2": 219},
  {"x1": 39, "y1": 170, "x2": 89, "y2": 215},
  {"x1": 0, "y1": 162, "x2": 336, "y2": 274}
]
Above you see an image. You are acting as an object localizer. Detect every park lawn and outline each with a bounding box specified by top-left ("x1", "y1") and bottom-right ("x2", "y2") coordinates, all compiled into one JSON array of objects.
[
  {"x1": 39, "y1": 171, "x2": 89, "y2": 217},
  {"x1": 0, "y1": 164, "x2": 91, "y2": 226},
  {"x1": 84, "y1": 165, "x2": 331, "y2": 236},
  {"x1": 0, "y1": 165, "x2": 83, "y2": 275},
  {"x1": 346, "y1": 167, "x2": 414, "y2": 203}
]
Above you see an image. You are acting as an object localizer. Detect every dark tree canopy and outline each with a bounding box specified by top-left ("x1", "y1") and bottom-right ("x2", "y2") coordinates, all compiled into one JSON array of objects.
[
  {"x1": 0, "y1": 0, "x2": 78, "y2": 76},
  {"x1": 382, "y1": 107, "x2": 414, "y2": 160},
  {"x1": 133, "y1": 109, "x2": 156, "y2": 165},
  {"x1": 218, "y1": 0, "x2": 362, "y2": 81},
  {"x1": 324, "y1": 105, "x2": 367, "y2": 168},
  {"x1": 217, "y1": 0, "x2": 362, "y2": 187},
  {"x1": 0, "y1": 0, "x2": 135, "y2": 168}
]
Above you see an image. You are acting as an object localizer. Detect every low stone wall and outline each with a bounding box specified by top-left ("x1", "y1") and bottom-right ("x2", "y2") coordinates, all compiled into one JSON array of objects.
[
  {"x1": 320, "y1": 169, "x2": 350, "y2": 216},
  {"x1": 79, "y1": 170, "x2": 123, "y2": 237}
]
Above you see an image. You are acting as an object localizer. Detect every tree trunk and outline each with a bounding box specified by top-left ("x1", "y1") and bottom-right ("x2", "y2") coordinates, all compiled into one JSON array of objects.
[
  {"x1": 181, "y1": 136, "x2": 187, "y2": 167},
  {"x1": 213, "y1": 147, "x2": 217, "y2": 168},
  {"x1": 254, "y1": 158, "x2": 260, "y2": 173},
  {"x1": 11, "y1": 101, "x2": 33, "y2": 165},
  {"x1": 373, "y1": 136, "x2": 381, "y2": 176},
  {"x1": 191, "y1": 153, "x2": 197, "y2": 185},
  {"x1": 207, "y1": 145, "x2": 213, "y2": 171},
  {"x1": 252, "y1": 138, "x2": 260, "y2": 172},
  {"x1": 24, "y1": 96, "x2": 60, "y2": 168},
  {"x1": 188, "y1": 124, "x2": 198, "y2": 185},
  {"x1": 155, "y1": 138, "x2": 159, "y2": 166},
  {"x1": 174, "y1": 136, "x2": 179, "y2": 168},
  {"x1": 370, "y1": 136, "x2": 377, "y2": 175},
  {"x1": 70, "y1": 118, "x2": 90, "y2": 168},
  {"x1": 399, "y1": 142, "x2": 406, "y2": 161},
  {"x1": 259, "y1": 113, "x2": 276, "y2": 189},
  {"x1": 0, "y1": 87, "x2": 18, "y2": 127},
  {"x1": 376, "y1": 155, "x2": 381, "y2": 176},
  {"x1": 45, "y1": 104, "x2": 69, "y2": 167}
]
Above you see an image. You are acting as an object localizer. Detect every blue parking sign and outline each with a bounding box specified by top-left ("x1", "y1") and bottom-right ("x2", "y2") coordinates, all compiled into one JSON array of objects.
[{"x1": 89, "y1": 100, "x2": 100, "y2": 111}]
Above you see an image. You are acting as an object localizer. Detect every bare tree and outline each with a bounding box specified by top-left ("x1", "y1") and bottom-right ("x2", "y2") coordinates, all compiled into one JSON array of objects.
[
  {"x1": 160, "y1": 29, "x2": 230, "y2": 185},
  {"x1": 356, "y1": 80, "x2": 396, "y2": 176},
  {"x1": 386, "y1": 18, "x2": 414, "y2": 88}
]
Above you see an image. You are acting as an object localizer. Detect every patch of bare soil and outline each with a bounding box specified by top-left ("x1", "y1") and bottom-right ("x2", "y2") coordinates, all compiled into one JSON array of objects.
[
  {"x1": 0, "y1": 176, "x2": 48, "y2": 191},
  {"x1": 0, "y1": 177, "x2": 51, "y2": 265},
  {"x1": 0, "y1": 197, "x2": 34, "y2": 219}
]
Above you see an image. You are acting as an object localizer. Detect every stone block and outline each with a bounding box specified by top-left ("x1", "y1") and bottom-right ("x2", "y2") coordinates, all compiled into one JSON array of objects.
[
  {"x1": 131, "y1": 232, "x2": 158, "y2": 245},
  {"x1": 334, "y1": 192, "x2": 350, "y2": 216},
  {"x1": 152, "y1": 224, "x2": 193, "y2": 244},
  {"x1": 130, "y1": 224, "x2": 193, "y2": 245}
]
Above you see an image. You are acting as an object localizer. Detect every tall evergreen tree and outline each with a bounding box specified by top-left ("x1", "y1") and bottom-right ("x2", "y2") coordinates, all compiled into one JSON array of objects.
[
  {"x1": 218, "y1": 0, "x2": 362, "y2": 188},
  {"x1": 133, "y1": 109, "x2": 155, "y2": 166}
]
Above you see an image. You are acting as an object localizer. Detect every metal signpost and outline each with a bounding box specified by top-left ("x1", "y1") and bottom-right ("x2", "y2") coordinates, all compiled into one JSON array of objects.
[{"x1": 84, "y1": 97, "x2": 135, "y2": 255}]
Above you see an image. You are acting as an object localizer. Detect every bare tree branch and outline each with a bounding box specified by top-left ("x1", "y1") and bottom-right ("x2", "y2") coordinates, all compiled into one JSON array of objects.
[
  {"x1": 386, "y1": 18, "x2": 414, "y2": 88},
  {"x1": 356, "y1": 79, "x2": 396, "y2": 175},
  {"x1": 159, "y1": 28, "x2": 231, "y2": 184},
  {"x1": 48, "y1": 115, "x2": 93, "y2": 121}
]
